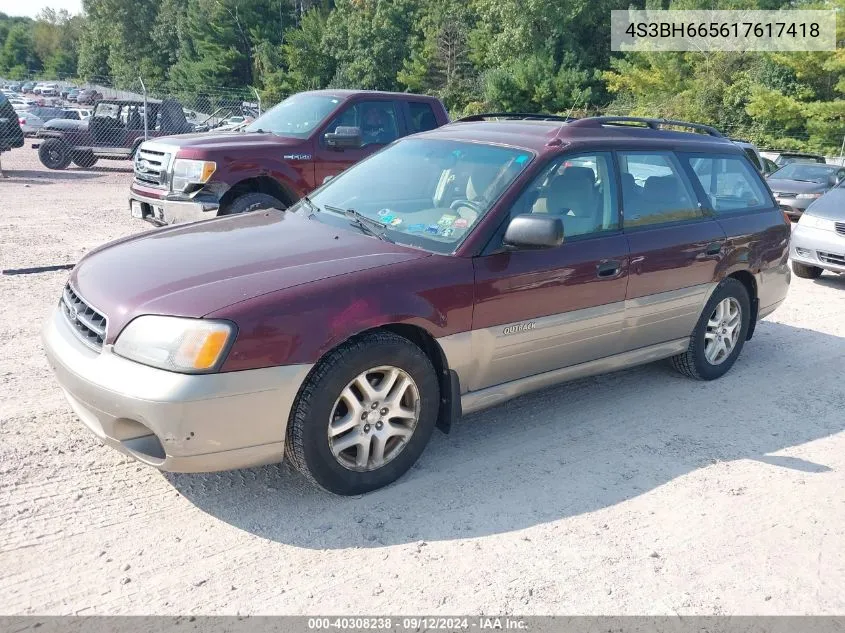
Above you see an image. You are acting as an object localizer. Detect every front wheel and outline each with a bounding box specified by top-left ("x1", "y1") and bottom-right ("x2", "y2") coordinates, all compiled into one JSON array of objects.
[
  {"x1": 38, "y1": 139, "x2": 71, "y2": 170},
  {"x1": 791, "y1": 261, "x2": 823, "y2": 279},
  {"x1": 671, "y1": 278, "x2": 751, "y2": 381},
  {"x1": 286, "y1": 331, "x2": 440, "y2": 495},
  {"x1": 220, "y1": 192, "x2": 285, "y2": 216}
]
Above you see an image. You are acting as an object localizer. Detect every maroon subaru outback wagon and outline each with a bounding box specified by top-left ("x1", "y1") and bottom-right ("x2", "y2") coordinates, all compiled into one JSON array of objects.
[{"x1": 43, "y1": 115, "x2": 791, "y2": 495}]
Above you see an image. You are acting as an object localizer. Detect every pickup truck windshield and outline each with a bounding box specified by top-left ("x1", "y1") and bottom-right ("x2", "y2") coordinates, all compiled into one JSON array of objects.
[{"x1": 244, "y1": 94, "x2": 341, "y2": 138}]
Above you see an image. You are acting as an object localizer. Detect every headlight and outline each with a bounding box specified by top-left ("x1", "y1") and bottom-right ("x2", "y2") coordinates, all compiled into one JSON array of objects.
[
  {"x1": 798, "y1": 214, "x2": 834, "y2": 230},
  {"x1": 796, "y1": 192, "x2": 822, "y2": 199},
  {"x1": 114, "y1": 316, "x2": 235, "y2": 373},
  {"x1": 171, "y1": 159, "x2": 216, "y2": 192}
]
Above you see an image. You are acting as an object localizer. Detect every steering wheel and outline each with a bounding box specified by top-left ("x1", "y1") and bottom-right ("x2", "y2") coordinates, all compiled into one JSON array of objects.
[{"x1": 449, "y1": 199, "x2": 482, "y2": 213}]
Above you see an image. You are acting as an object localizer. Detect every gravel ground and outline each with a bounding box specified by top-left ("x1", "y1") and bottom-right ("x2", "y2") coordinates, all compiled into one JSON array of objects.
[{"x1": 2, "y1": 141, "x2": 845, "y2": 616}]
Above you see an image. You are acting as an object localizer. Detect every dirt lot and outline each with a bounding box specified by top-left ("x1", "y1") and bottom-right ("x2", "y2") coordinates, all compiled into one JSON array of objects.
[{"x1": 2, "y1": 141, "x2": 845, "y2": 616}]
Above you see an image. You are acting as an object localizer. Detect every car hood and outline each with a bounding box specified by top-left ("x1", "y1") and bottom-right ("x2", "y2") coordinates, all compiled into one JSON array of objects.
[
  {"x1": 71, "y1": 210, "x2": 430, "y2": 342},
  {"x1": 767, "y1": 178, "x2": 829, "y2": 194},
  {"x1": 152, "y1": 131, "x2": 307, "y2": 155},
  {"x1": 41, "y1": 118, "x2": 88, "y2": 132},
  {"x1": 805, "y1": 187, "x2": 845, "y2": 221}
]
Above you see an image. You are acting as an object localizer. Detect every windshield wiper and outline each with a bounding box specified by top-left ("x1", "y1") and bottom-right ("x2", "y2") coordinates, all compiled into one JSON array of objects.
[
  {"x1": 324, "y1": 205, "x2": 394, "y2": 243},
  {"x1": 301, "y1": 195, "x2": 320, "y2": 218}
]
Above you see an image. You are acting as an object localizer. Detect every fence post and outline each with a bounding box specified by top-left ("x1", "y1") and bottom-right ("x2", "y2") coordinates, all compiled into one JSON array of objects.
[
  {"x1": 253, "y1": 87, "x2": 261, "y2": 117},
  {"x1": 138, "y1": 76, "x2": 148, "y2": 142},
  {"x1": 839, "y1": 134, "x2": 844, "y2": 163}
]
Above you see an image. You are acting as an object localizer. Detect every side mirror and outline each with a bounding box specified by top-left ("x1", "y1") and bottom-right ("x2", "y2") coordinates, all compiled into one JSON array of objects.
[
  {"x1": 325, "y1": 126, "x2": 362, "y2": 150},
  {"x1": 503, "y1": 214, "x2": 564, "y2": 249}
]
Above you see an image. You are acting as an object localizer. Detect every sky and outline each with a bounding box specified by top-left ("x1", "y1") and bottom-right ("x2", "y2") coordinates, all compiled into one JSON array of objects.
[{"x1": 0, "y1": 0, "x2": 82, "y2": 18}]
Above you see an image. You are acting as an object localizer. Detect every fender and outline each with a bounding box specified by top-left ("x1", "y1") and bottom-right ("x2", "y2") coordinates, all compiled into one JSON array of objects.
[
  {"x1": 210, "y1": 254, "x2": 476, "y2": 372},
  {"x1": 213, "y1": 157, "x2": 312, "y2": 203}
]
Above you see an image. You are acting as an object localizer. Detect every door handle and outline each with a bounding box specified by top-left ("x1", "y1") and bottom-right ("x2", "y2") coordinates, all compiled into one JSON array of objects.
[
  {"x1": 705, "y1": 242, "x2": 722, "y2": 256},
  {"x1": 596, "y1": 260, "x2": 621, "y2": 278}
]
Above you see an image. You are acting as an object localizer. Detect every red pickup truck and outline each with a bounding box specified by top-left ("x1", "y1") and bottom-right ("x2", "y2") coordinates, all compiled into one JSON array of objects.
[{"x1": 129, "y1": 90, "x2": 449, "y2": 225}]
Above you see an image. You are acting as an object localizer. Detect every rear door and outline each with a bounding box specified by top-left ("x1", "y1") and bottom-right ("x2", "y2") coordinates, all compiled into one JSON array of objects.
[
  {"x1": 619, "y1": 150, "x2": 726, "y2": 350},
  {"x1": 469, "y1": 151, "x2": 630, "y2": 391},
  {"x1": 313, "y1": 99, "x2": 405, "y2": 186}
]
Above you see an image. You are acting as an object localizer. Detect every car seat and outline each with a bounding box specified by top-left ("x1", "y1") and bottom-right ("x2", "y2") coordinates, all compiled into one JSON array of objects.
[{"x1": 543, "y1": 166, "x2": 600, "y2": 236}]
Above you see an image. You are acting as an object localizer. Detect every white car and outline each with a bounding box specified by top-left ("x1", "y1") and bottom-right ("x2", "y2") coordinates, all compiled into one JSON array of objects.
[
  {"x1": 9, "y1": 97, "x2": 35, "y2": 109},
  {"x1": 66, "y1": 108, "x2": 92, "y2": 120}
]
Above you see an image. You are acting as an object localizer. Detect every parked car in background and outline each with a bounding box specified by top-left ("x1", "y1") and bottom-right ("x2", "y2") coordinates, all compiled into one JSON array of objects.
[
  {"x1": 767, "y1": 162, "x2": 845, "y2": 220},
  {"x1": 790, "y1": 181, "x2": 845, "y2": 279},
  {"x1": 760, "y1": 150, "x2": 827, "y2": 167},
  {"x1": 76, "y1": 89, "x2": 103, "y2": 105},
  {"x1": 40, "y1": 83, "x2": 59, "y2": 97},
  {"x1": 17, "y1": 107, "x2": 78, "y2": 136},
  {"x1": 130, "y1": 89, "x2": 449, "y2": 225},
  {"x1": 21, "y1": 81, "x2": 36, "y2": 93},
  {"x1": 66, "y1": 88, "x2": 81, "y2": 103},
  {"x1": 34, "y1": 98, "x2": 194, "y2": 169},
  {"x1": 43, "y1": 115, "x2": 791, "y2": 494},
  {"x1": 9, "y1": 96, "x2": 35, "y2": 110},
  {"x1": 60, "y1": 85, "x2": 78, "y2": 99},
  {"x1": 66, "y1": 107, "x2": 92, "y2": 120},
  {"x1": 730, "y1": 139, "x2": 779, "y2": 176}
]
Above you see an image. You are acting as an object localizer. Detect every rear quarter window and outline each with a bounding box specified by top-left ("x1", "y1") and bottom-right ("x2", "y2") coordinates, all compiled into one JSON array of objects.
[
  {"x1": 408, "y1": 102, "x2": 438, "y2": 133},
  {"x1": 682, "y1": 153, "x2": 773, "y2": 215}
]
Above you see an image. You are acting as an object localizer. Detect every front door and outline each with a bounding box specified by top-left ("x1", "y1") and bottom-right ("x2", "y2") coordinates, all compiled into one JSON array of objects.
[
  {"x1": 618, "y1": 150, "x2": 727, "y2": 349},
  {"x1": 469, "y1": 151, "x2": 630, "y2": 391},
  {"x1": 313, "y1": 99, "x2": 404, "y2": 187}
]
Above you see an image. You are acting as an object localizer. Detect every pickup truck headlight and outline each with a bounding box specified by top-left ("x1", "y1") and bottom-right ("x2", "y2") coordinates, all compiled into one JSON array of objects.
[
  {"x1": 114, "y1": 315, "x2": 235, "y2": 373},
  {"x1": 171, "y1": 159, "x2": 216, "y2": 192},
  {"x1": 796, "y1": 192, "x2": 823, "y2": 199}
]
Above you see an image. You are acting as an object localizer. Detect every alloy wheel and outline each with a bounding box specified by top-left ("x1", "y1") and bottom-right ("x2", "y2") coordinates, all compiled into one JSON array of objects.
[{"x1": 704, "y1": 297, "x2": 742, "y2": 365}]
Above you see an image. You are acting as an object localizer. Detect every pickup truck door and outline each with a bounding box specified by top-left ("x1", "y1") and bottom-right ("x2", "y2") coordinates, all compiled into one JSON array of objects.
[{"x1": 313, "y1": 99, "x2": 406, "y2": 187}]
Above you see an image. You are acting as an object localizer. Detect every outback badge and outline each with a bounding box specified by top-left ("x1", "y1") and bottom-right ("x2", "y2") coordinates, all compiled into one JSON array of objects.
[{"x1": 502, "y1": 321, "x2": 536, "y2": 335}]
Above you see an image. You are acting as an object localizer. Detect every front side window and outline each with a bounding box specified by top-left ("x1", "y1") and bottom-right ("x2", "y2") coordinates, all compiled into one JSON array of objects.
[
  {"x1": 684, "y1": 154, "x2": 772, "y2": 214},
  {"x1": 244, "y1": 94, "x2": 341, "y2": 138},
  {"x1": 619, "y1": 152, "x2": 702, "y2": 228},
  {"x1": 307, "y1": 138, "x2": 533, "y2": 254},
  {"x1": 324, "y1": 100, "x2": 400, "y2": 147},
  {"x1": 509, "y1": 152, "x2": 619, "y2": 239}
]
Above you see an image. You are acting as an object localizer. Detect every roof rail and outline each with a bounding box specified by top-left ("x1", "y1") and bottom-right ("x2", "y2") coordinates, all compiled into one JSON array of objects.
[
  {"x1": 456, "y1": 112, "x2": 577, "y2": 123},
  {"x1": 567, "y1": 116, "x2": 724, "y2": 138}
]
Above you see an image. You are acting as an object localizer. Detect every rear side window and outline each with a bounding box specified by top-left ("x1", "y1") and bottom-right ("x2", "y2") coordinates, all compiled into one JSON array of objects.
[
  {"x1": 408, "y1": 102, "x2": 438, "y2": 133},
  {"x1": 741, "y1": 147, "x2": 762, "y2": 171},
  {"x1": 619, "y1": 152, "x2": 702, "y2": 228},
  {"x1": 683, "y1": 154, "x2": 772, "y2": 214}
]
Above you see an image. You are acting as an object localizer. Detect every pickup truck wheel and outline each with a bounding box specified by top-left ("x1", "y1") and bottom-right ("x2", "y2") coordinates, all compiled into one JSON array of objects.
[
  {"x1": 671, "y1": 278, "x2": 751, "y2": 381},
  {"x1": 221, "y1": 193, "x2": 285, "y2": 216},
  {"x1": 71, "y1": 151, "x2": 97, "y2": 169},
  {"x1": 38, "y1": 139, "x2": 71, "y2": 170},
  {"x1": 285, "y1": 331, "x2": 440, "y2": 495},
  {"x1": 791, "y1": 261, "x2": 823, "y2": 279}
]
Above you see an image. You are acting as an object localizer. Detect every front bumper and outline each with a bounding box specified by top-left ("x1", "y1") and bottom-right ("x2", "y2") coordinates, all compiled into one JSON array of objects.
[
  {"x1": 42, "y1": 305, "x2": 313, "y2": 472},
  {"x1": 129, "y1": 189, "x2": 219, "y2": 226},
  {"x1": 776, "y1": 197, "x2": 814, "y2": 218},
  {"x1": 790, "y1": 223, "x2": 845, "y2": 274}
]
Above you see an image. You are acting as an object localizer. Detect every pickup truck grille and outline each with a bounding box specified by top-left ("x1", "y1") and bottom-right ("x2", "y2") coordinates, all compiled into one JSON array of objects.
[
  {"x1": 134, "y1": 147, "x2": 170, "y2": 188},
  {"x1": 60, "y1": 284, "x2": 107, "y2": 351}
]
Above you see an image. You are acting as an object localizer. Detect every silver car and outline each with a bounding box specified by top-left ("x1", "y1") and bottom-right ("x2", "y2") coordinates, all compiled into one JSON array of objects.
[
  {"x1": 790, "y1": 183, "x2": 845, "y2": 278},
  {"x1": 18, "y1": 107, "x2": 78, "y2": 136},
  {"x1": 767, "y1": 163, "x2": 845, "y2": 220}
]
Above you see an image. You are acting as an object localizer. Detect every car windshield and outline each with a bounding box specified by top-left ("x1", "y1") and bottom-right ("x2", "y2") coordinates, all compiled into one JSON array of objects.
[
  {"x1": 244, "y1": 94, "x2": 341, "y2": 138},
  {"x1": 306, "y1": 138, "x2": 534, "y2": 254},
  {"x1": 770, "y1": 163, "x2": 837, "y2": 183}
]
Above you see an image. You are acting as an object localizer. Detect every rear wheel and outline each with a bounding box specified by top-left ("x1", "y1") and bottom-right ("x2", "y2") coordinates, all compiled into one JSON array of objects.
[
  {"x1": 286, "y1": 331, "x2": 440, "y2": 495},
  {"x1": 220, "y1": 192, "x2": 285, "y2": 216},
  {"x1": 671, "y1": 278, "x2": 751, "y2": 381},
  {"x1": 71, "y1": 151, "x2": 97, "y2": 169},
  {"x1": 791, "y1": 261, "x2": 823, "y2": 279},
  {"x1": 38, "y1": 139, "x2": 71, "y2": 170}
]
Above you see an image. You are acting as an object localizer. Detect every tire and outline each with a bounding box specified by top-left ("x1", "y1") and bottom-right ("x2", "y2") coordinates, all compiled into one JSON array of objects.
[
  {"x1": 671, "y1": 277, "x2": 751, "y2": 381},
  {"x1": 286, "y1": 331, "x2": 440, "y2": 495},
  {"x1": 71, "y1": 151, "x2": 97, "y2": 169},
  {"x1": 38, "y1": 139, "x2": 71, "y2": 170},
  {"x1": 220, "y1": 192, "x2": 285, "y2": 216},
  {"x1": 791, "y1": 261, "x2": 823, "y2": 279}
]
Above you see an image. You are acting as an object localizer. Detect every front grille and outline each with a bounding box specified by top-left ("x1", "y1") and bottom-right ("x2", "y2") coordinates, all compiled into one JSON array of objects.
[
  {"x1": 818, "y1": 251, "x2": 845, "y2": 266},
  {"x1": 835, "y1": 222, "x2": 845, "y2": 236},
  {"x1": 134, "y1": 147, "x2": 170, "y2": 188},
  {"x1": 60, "y1": 284, "x2": 107, "y2": 351}
]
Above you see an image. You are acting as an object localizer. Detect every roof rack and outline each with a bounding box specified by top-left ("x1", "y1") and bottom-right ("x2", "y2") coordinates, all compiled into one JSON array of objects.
[
  {"x1": 567, "y1": 116, "x2": 724, "y2": 138},
  {"x1": 456, "y1": 112, "x2": 577, "y2": 123}
]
